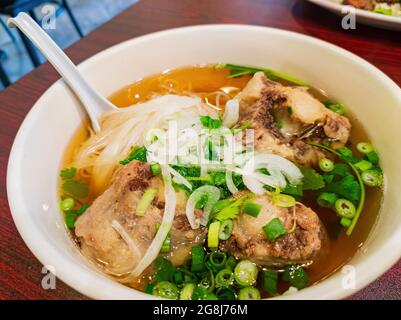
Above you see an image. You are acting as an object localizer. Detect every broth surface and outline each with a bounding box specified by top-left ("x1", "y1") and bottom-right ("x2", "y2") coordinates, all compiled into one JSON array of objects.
[{"x1": 62, "y1": 65, "x2": 381, "y2": 294}]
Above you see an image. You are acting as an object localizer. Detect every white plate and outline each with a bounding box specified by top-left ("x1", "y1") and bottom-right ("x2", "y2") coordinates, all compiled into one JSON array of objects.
[{"x1": 307, "y1": 0, "x2": 401, "y2": 30}]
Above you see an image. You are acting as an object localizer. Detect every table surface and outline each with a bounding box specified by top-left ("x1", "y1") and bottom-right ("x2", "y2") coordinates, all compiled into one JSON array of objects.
[{"x1": 1, "y1": 0, "x2": 400, "y2": 300}]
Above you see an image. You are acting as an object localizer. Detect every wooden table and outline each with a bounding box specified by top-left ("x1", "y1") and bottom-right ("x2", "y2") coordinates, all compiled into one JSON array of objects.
[{"x1": 0, "y1": 0, "x2": 400, "y2": 300}]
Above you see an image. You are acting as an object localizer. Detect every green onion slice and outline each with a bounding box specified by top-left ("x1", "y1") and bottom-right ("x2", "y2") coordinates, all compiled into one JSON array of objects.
[
  {"x1": 362, "y1": 170, "x2": 383, "y2": 187},
  {"x1": 238, "y1": 287, "x2": 261, "y2": 300},
  {"x1": 319, "y1": 158, "x2": 334, "y2": 172},
  {"x1": 218, "y1": 220, "x2": 233, "y2": 240},
  {"x1": 317, "y1": 192, "x2": 338, "y2": 208},
  {"x1": 179, "y1": 283, "x2": 195, "y2": 300},
  {"x1": 234, "y1": 260, "x2": 258, "y2": 287},
  {"x1": 208, "y1": 221, "x2": 221, "y2": 249},
  {"x1": 263, "y1": 218, "x2": 288, "y2": 241},
  {"x1": 191, "y1": 246, "x2": 205, "y2": 272},
  {"x1": 215, "y1": 269, "x2": 234, "y2": 288},
  {"x1": 335, "y1": 198, "x2": 356, "y2": 219},
  {"x1": 152, "y1": 281, "x2": 179, "y2": 299},
  {"x1": 242, "y1": 201, "x2": 262, "y2": 217},
  {"x1": 136, "y1": 188, "x2": 158, "y2": 216}
]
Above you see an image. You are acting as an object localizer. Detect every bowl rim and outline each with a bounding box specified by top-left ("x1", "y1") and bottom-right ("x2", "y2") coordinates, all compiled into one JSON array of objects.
[{"x1": 7, "y1": 24, "x2": 401, "y2": 300}]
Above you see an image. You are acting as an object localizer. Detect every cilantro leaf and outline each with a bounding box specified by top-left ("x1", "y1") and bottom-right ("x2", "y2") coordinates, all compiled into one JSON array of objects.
[
  {"x1": 200, "y1": 116, "x2": 222, "y2": 129},
  {"x1": 215, "y1": 206, "x2": 240, "y2": 221},
  {"x1": 282, "y1": 184, "x2": 303, "y2": 197},
  {"x1": 300, "y1": 167, "x2": 325, "y2": 191},
  {"x1": 331, "y1": 163, "x2": 352, "y2": 177},
  {"x1": 62, "y1": 179, "x2": 89, "y2": 199},
  {"x1": 325, "y1": 175, "x2": 360, "y2": 203},
  {"x1": 60, "y1": 167, "x2": 77, "y2": 180},
  {"x1": 120, "y1": 146, "x2": 147, "y2": 165}
]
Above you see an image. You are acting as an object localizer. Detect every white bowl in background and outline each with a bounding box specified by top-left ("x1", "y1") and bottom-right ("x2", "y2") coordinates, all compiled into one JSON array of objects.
[
  {"x1": 7, "y1": 25, "x2": 401, "y2": 300},
  {"x1": 307, "y1": 0, "x2": 401, "y2": 30}
]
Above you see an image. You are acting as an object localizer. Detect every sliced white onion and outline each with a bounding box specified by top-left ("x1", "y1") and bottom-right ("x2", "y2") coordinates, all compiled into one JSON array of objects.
[
  {"x1": 166, "y1": 164, "x2": 192, "y2": 189},
  {"x1": 111, "y1": 220, "x2": 142, "y2": 265},
  {"x1": 225, "y1": 169, "x2": 239, "y2": 194},
  {"x1": 241, "y1": 153, "x2": 303, "y2": 193},
  {"x1": 222, "y1": 99, "x2": 239, "y2": 128},
  {"x1": 126, "y1": 166, "x2": 176, "y2": 280},
  {"x1": 242, "y1": 174, "x2": 266, "y2": 195},
  {"x1": 186, "y1": 185, "x2": 221, "y2": 229}
]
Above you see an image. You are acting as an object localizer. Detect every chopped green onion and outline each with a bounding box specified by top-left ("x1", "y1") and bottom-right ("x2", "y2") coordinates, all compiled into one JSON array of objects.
[
  {"x1": 238, "y1": 287, "x2": 261, "y2": 300},
  {"x1": 60, "y1": 197, "x2": 75, "y2": 211},
  {"x1": 161, "y1": 230, "x2": 171, "y2": 253},
  {"x1": 145, "y1": 283, "x2": 154, "y2": 294},
  {"x1": 317, "y1": 192, "x2": 338, "y2": 208},
  {"x1": 362, "y1": 170, "x2": 383, "y2": 187},
  {"x1": 152, "y1": 281, "x2": 179, "y2": 299},
  {"x1": 205, "y1": 293, "x2": 218, "y2": 300},
  {"x1": 191, "y1": 246, "x2": 205, "y2": 272},
  {"x1": 179, "y1": 283, "x2": 195, "y2": 300},
  {"x1": 263, "y1": 218, "x2": 288, "y2": 241},
  {"x1": 150, "y1": 163, "x2": 161, "y2": 175},
  {"x1": 208, "y1": 251, "x2": 227, "y2": 272},
  {"x1": 234, "y1": 260, "x2": 258, "y2": 287},
  {"x1": 136, "y1": 188, "x2": 158, "y2": 216},
  {"x1": 307, "y1": 142, "x2": 366, "y2": 236},
  {"x1": 65, "y1": 214, "x2": 76, "y2": 228},
  {"x1": 373, "y1": 7, "x2": 392, "y2": 15},
  {"x1": 242, "y1": 201, "x2": 262, "y2": 217},
  {"x1": 366, "y1": 151, "x2": 379, "y2": 165},
  {"x1": 263, "y1": 269, "x2": 278, "y2": 295},
  {"x1": 356, "y1": 142, "x2": 374, "y2": 154},
  {"x1": 272, "y1": 194, "x2": 296, "y2": 208},
  {"x1": 208, "y1": 221, "x2": 221, "y2": 249},
  {"x1": 283, "y1": 265, "x2": 308, "y2": 289},
  {"x1": 218, "y1": 220, "x2": 233, "y2": 240},
  {"x1": 192, "y1": 285, "x2": 209, "y2": 300},
  {"x1": 354, "y1": 160, "x2": 373, "y2": 172},
  {"x1": 215, "y1": 269, "x2": 234, "y2": 288},
  {"x1": 319, "y1": 158, "x2": 334, "y2": 172},
  {"x1": 216, "y1": 287, "x2": 236, "y2": 300},
  {"x1": 335, "y1": 199, "x2": 356, "y2": 219},
  {"x1": 225, "y1": 256, "x2": 237, "y2": 271},
  {"x1": 340, "y1": 217, "x2": 352, "y2": 228}
]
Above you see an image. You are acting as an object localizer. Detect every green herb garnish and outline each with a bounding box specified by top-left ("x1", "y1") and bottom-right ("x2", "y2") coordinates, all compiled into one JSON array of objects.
[
  {"x1": 308, "y1": 142, "x2": 366, "y2": 236},
  {"x1": 120, "y1": 146, "x2": 147, "y2": 165},
  {"x1": 218, "y1": 63, "x2": 308, "y2": 86}
]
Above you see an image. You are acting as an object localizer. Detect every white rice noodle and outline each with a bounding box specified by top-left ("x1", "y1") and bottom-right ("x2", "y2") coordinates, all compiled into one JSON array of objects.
[{"x1": 111, "y1": 219, "x2": 142, "y2": 272}]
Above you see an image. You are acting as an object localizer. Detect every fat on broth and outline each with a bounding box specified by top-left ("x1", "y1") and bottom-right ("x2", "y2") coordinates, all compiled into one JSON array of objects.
[{"x1": 61, "y1": 65, "x2": 381, "y2": 296}]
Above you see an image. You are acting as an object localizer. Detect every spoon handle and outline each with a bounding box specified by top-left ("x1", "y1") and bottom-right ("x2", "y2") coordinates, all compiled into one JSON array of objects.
[{"x1": 8, "y1": 12, "x2": 116, "y2": 132}]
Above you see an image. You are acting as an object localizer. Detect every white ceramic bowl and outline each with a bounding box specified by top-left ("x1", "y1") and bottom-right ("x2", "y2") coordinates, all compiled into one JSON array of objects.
[
  {"x1": 307, "y1": 0, "x2": 401, "y2": 30},
  {"x1": 7, "y1": 25, "x2": 401, "y2": 300}
]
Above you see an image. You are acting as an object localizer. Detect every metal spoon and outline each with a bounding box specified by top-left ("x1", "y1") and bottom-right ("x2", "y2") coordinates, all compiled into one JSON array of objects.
[{"x1": 8, "y1": 12, "x2": 117, "y2": 132}]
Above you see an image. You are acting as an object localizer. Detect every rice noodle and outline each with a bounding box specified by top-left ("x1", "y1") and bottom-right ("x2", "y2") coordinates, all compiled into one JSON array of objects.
[{"x1": 111, "y1": 219, "x2": 142, "y2": 271}]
